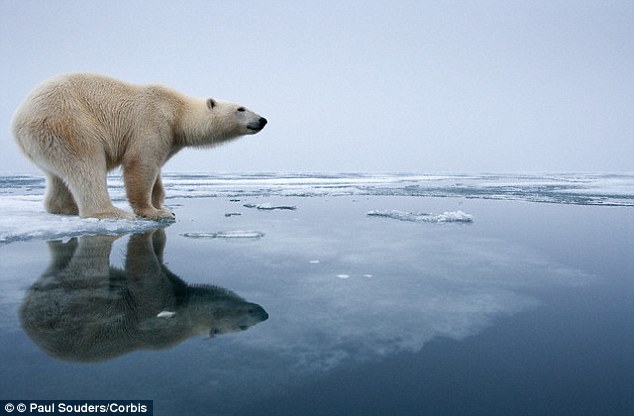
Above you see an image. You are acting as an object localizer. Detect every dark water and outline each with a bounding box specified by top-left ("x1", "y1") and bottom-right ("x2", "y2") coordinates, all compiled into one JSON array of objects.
[{"x1": 1, "y1": 194, "x2": 633, "y2": 415}]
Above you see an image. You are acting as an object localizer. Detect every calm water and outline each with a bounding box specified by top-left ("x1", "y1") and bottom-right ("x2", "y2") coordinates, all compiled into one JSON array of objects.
[{"x1": 1, "y1": 174, "x2": 633, "y2": 415}]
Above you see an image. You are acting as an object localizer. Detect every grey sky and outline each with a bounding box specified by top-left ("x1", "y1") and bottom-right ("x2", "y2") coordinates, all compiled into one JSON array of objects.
[{"x1": 1, "y1": 0, "x2": 633, "y2": 174}]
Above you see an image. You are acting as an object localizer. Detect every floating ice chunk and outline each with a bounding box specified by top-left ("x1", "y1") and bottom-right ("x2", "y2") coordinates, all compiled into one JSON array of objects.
[
  {"x1": 181, "y1": 232, "x2": 216, "y2": 239},
  {"x1": 243, "y1": 203, "x2": 297, "y2": 211},
  {"x1": 157, "y1": 311, "x2": 176, "y2": 318},
  {"x1": 309, "y1": 260, "x2": 320, "y2": 264},
  {"x1": 336, "y1": 274, "x2": 350, "y2": 279},
  {"x1": 224, "y1": 212, "x2": 242, "y2": 217},
  {"x1": 363, "y1": 274, "x2": 373, "y2": 278},
  {"x1": 214, "y1": 230, "x2": 265, "y2": 239},
  {"x1": 367, "y1": 209, "x2": 473, "y2": 223},
  {"x1": 433, "y1": 210, "x2": 474, "y2": 222},
  {"x1": 181, "y1": 231, "x2": 265, "y2": 239}
]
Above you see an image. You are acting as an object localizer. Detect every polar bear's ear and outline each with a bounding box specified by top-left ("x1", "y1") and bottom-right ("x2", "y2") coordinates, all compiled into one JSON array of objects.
[{"x1": 206, "y1": 98, "x2": 217, "y2": 109}]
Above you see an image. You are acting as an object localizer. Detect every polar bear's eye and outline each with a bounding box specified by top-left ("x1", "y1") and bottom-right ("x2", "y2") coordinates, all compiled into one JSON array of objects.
[{"x1": 237, "y1": 107, "x2": 246, "y2": 112}]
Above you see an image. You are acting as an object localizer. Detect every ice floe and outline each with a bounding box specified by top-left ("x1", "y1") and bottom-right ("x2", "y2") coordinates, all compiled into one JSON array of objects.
[
  {"x1": 0, "y1": 195, "x2": 163, "y2": 245},
  {"x1": 3, "y1": 173, "x2": 634, "y2": 206},
  {"x1": 367, "y1": 209, "x2": 473, "y2": 223},
  {"x1": 243, "y1": 203, "x2": 297, "y2": 211},
  {"x1": 181, "y1": 231, "x2": 265, "y2": 239},
  {"x1": 149, "y1": 172, "x2": 634, "y2": 206},
  {"x1": 1, "y1": 172, "x2": 633, "y2": 244}
]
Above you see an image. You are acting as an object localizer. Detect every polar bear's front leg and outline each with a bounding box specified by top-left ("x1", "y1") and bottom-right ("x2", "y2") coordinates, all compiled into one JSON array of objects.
[{"x1": 123, "y1": 160, "x2": 175, "y2": 221}]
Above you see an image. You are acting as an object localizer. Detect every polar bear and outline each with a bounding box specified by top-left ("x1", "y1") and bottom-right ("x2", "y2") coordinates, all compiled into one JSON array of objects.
[
  {"x1": 20, "y1": 229, "x2": 268, "y2": 362},
  {"x1": 11, "y1": 73, "x2": 267, "y2": 220}
]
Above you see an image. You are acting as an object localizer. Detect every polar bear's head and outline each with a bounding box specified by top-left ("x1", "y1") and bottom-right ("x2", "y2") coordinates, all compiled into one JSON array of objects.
[
  {"x1": 206, "y1": 97, "x2": 267, "y2": 137},
  {"x1": 178, "y1": 97, "x2": 267, "y2": 147}
]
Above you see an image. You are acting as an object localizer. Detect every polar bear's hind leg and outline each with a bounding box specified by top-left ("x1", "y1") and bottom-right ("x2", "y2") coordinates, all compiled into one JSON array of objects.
[
  {"x1": 44, "y1": 173, "x2": 79, "y2": 215},
  {"x1": 61, "y1": 158, "x2": 135, "y2": 220}
]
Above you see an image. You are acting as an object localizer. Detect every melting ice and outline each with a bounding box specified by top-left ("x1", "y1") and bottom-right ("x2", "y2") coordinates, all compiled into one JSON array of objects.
[
  {"x1": 182, "y1": 231, "x2": 265, "y2": 239},
  {"x1": 1, "y1": 172, "x2": 633, "y2": 244},
  {"x1": 243, "y1": 203, "x2": 297, "y2": 211},
  {"x1": 367, "y1": 209, "x2": 473, "y2": 223}
]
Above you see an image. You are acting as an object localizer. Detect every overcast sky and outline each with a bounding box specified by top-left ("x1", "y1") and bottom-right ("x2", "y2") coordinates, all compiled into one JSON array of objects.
[{"x1": 1, "y1": 0, "x2": 633, "y2": 174}]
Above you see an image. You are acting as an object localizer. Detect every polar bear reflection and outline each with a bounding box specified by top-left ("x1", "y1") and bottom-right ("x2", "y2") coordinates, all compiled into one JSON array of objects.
[{"x1": 19, "y1": 229, "x2": 268, "y2": 362}]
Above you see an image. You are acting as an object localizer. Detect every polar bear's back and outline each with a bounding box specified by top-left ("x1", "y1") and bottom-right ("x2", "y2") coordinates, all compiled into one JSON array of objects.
[
  {"x1": 13, "y1": 73, "x2": 140, "y2": 132},
  {"x1": 11, "y1": 73, "x2": 158, "y2": 168}
]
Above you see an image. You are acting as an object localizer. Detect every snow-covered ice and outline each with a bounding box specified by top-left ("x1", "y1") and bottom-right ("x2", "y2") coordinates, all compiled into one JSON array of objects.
[
  {"x1": 0, "y1": 194, "x2": 162, "y2": 245},
  {"x1": 151, "y1": 172, "x2": 634, "y2": 205}
]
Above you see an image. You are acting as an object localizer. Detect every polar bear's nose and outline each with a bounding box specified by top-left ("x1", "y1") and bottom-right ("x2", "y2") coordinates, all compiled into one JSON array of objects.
[{"x1": 247, "y1": 117, "x2": 268, "y2": 132}]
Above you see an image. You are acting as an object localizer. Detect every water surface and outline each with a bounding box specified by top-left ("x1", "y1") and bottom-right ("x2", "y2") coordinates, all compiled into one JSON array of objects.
[{"x1": 1, "y1": 174, "x2": 633, "y2": 415}]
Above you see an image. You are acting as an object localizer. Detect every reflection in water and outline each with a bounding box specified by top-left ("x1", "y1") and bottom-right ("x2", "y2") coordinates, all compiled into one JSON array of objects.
[{"x1": 19, "y1": 229, "x2": 268, "y2": 362}]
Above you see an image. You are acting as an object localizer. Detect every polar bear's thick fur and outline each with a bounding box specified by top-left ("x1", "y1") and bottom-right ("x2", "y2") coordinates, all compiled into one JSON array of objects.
[{"x1": 12, "y1": 73, "x2": 267, "y2": 220}]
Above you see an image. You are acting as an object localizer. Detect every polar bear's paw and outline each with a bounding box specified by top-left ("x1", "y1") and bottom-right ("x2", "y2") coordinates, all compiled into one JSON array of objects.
[
  {"x1": 85, "y1": 207, "x2": 137, "y2": 221},
  {"x1": 137, "y1": 207, "x2": 176, "y2": 222}
]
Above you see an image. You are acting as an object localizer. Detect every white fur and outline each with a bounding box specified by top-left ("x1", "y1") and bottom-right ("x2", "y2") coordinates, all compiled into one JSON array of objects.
[{"x1": 11, "y1": 73, "x2": 266, "y2": 220}]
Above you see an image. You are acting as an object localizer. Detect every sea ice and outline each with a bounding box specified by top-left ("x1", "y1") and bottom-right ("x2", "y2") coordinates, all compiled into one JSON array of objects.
[
  {"x1": 157, "y1": 311, "x2": 176, "y2": 318},
  {"x1": 243, "y1": 203, "x2": 297, "y2": 211},
  {"x1": 152, "y1": 172, "x2": 634, "y2": 206},
  {"x1": 0, "y1": 195, "x2": 162, "y2": 245},
  {"x1": 367, "y1": 209, "x2": 473, "y2": 223},
  {"x1": 181, "y1": 231, "x2": 265, "y2": 239},
  {"x1": 1, "y1": 172, "x2": 633, "y2": 245}
]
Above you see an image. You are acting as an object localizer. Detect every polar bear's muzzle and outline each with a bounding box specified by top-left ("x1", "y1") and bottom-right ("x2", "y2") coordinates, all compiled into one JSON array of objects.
[{"x1": 247, "y1": 117, "x2": 268, "y2": 133}]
